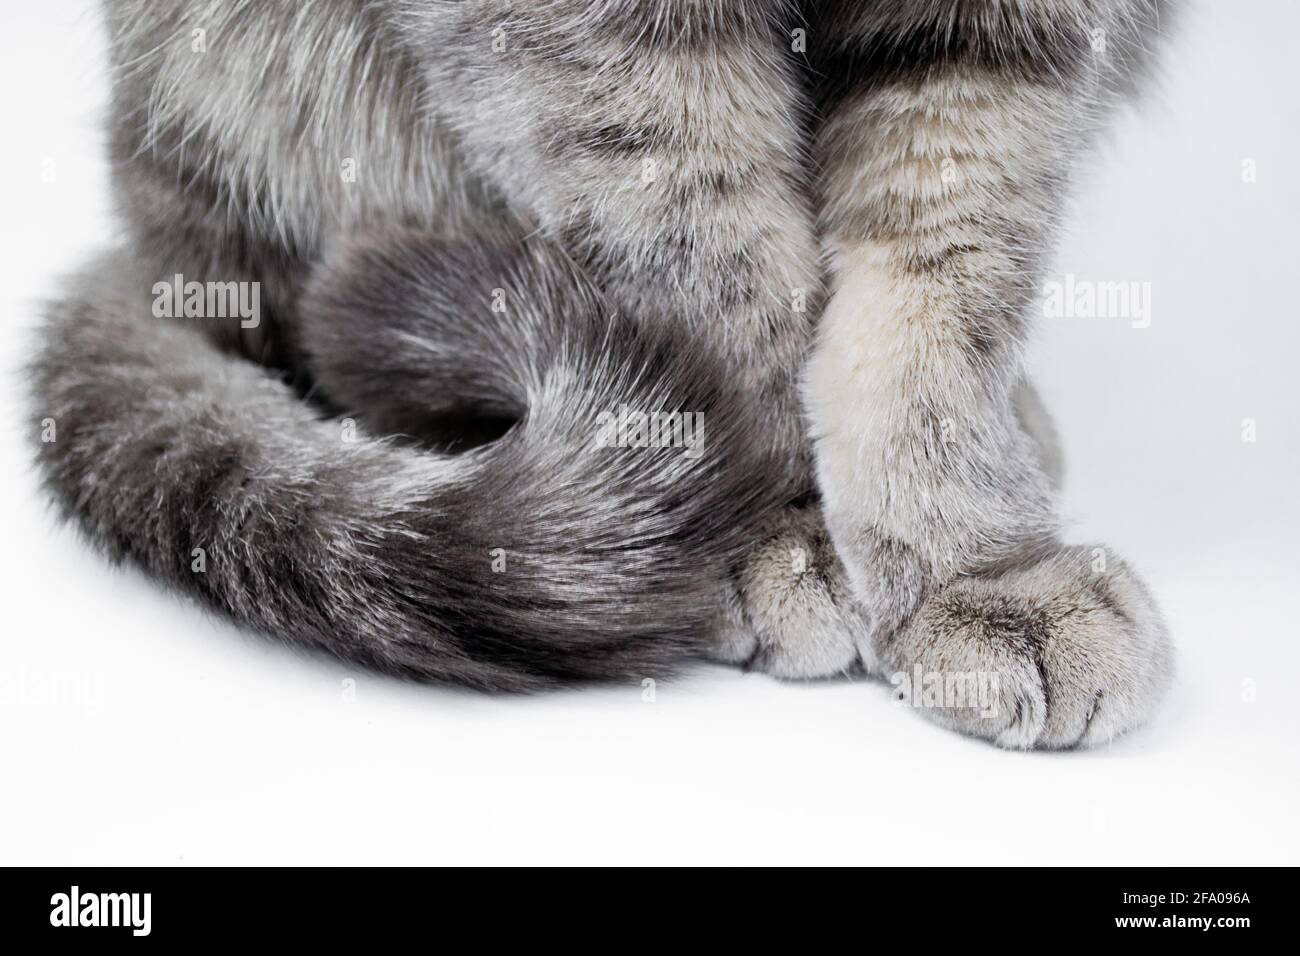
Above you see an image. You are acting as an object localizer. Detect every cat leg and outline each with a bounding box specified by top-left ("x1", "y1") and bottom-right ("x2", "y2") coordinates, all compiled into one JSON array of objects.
[{"x1": 801, "y1": 1, "x2": 1173, "y2": 744}]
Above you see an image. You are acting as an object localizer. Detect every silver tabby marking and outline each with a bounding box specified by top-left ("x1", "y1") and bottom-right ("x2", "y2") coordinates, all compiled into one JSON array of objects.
[{"x1": 31, "y1": 0, "x2": 1175, "y2": 745}]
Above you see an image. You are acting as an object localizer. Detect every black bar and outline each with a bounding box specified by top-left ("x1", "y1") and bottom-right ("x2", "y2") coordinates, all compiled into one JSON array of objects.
[{"x1": 0, "y1": 867, "x2": 1280, "y2": 943}]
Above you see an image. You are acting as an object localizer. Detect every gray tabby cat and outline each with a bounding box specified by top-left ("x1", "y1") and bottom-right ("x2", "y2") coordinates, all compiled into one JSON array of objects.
[{"x1": 31, "y1": 0, "x2": 1174, "y2": 747}]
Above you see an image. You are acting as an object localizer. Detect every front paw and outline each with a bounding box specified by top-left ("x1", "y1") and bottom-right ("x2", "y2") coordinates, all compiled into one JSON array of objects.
[
  {"x1": 885, "y1": 546, "x2": 1174, "y2": 749},
  {"x1": 707, "y1": 506, "x2": 870, "y2": 679}
]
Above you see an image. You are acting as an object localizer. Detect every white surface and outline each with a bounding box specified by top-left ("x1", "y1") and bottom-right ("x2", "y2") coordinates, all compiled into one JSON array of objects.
[{"x1": 1, "y1": 1, "x2": 1296, "y2": 865}]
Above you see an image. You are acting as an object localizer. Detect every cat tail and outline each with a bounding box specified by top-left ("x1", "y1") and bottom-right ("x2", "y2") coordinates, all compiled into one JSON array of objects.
[{"x1": 29, "y1": 230, "x2": 781, "y2": 689}]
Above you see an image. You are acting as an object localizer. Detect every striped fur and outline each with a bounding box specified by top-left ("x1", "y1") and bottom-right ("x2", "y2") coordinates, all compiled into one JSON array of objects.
[
  {"x1": 789, "y1": 0, "x2": 1175, "y2": 745},
  {"x1": 28, "y1": 0, "x2": 1175, "y2": 746}
]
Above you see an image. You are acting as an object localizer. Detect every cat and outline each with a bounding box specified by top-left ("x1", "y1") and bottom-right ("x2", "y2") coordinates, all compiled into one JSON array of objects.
[{"x1": 31, "y1": 0, "x2": 1174, "y2": 747}]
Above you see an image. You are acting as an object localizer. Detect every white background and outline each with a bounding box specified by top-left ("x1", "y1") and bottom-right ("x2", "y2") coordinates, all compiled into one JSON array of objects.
[{"x1": 2, "y1": 1, "x2": 1296, "y2": 865}]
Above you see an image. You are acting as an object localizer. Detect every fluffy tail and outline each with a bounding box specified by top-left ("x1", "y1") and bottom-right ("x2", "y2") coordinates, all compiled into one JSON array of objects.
[{"x1": 30, "y1": 230, "x2": 782, "y2": 689}]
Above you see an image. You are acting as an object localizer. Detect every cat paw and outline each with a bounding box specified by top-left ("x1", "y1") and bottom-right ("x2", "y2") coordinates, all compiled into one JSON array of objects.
[
  {"x1": 707, "y1": 506, "x2": 872, "y2": 679},
  {"x1": 885, "y1": 545, "x2": 1173, "y2": 749}
]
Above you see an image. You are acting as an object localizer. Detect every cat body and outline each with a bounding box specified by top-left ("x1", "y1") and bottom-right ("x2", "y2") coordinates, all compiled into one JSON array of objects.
[{"x1": 32, "y1": 0, "x2": 1174, "y2": 745}]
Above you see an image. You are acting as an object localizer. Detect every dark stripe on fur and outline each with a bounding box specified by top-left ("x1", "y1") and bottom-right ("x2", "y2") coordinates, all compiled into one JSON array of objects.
[{"x1": 807, "y1": 0, "x2": 1093, "y2": 108}]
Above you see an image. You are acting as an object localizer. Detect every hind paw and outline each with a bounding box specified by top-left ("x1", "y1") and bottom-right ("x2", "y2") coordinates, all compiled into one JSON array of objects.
[{"x1": 886, "y1": 546, "x2": 1173, "y2": 749}]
